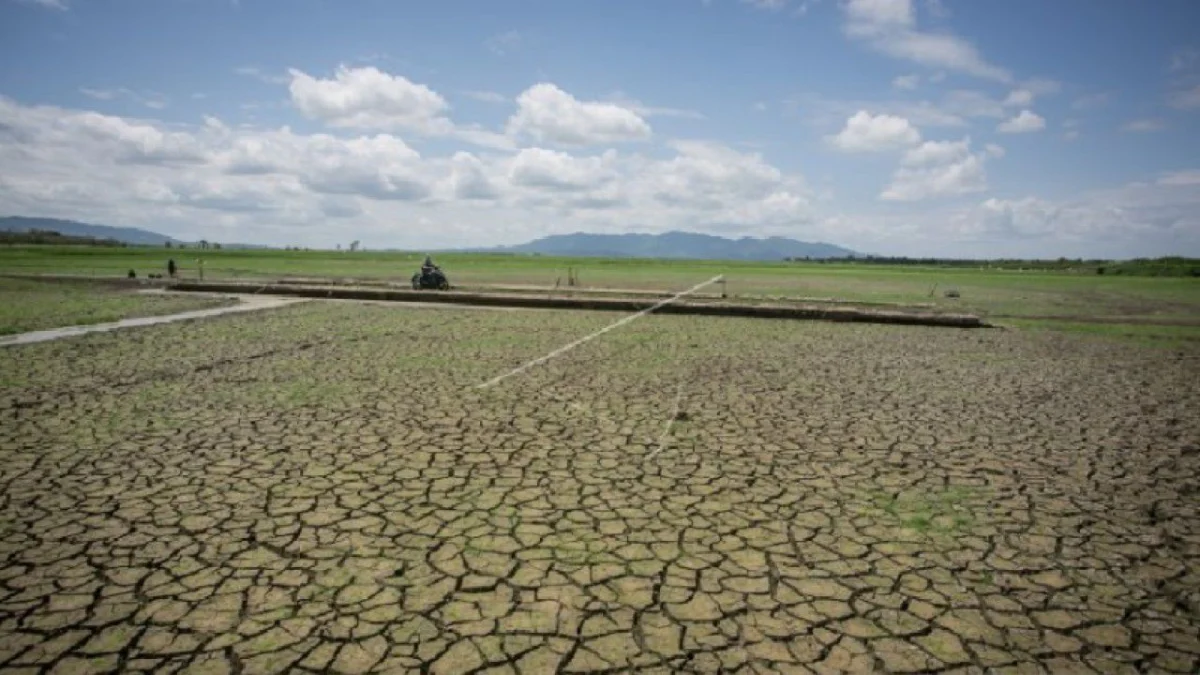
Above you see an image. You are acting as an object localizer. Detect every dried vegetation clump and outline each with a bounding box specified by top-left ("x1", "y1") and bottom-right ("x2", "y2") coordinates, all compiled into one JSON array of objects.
[{"x1": 1, "y1": 301, "x2": 1198, "y2": 673}]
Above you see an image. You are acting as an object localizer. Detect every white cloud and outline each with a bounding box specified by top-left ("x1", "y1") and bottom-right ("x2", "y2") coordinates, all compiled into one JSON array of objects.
[
  {"x1": 1020, "y1": 78, "x2": 1061, "y2": 96},
  {"x1": 0, "y1": 95, "x2": 815, "y2": 249},
  {"x1": 462, "y1": 90, "x2": 508, "y2": 104},
  {"x1": 508, "y1": 148, "x2": 620, "y2": 192},
  {"x1": 792, "y1": 93, "x2": 965, "y2": 128},
  {"x1": 484, "y1": 30, "x2": 522, "y2": 56},
  {"x1": 436, "y1": 151, "x2": 501, "y2": 201},
  {"x1": 900, "y1": 137, "x2": 969, "y2": 166},
  {"x1": 13, "y1": 0, "x2": 66, "y2": 9},
  {"x1": 841, "y1": 0, "x2": 1011, "y2": 82},
  {"x1": 1003, "y1": 89, "x2": 1033, "y2": 107},
  {"x1": 880, "y1": 136, "x2": 997, "y2": 201},
  {"x1": 80, "y1": 88, "x2": 116, "y2": 101},
  {"x1": 793, "y1": 0, "x2": 819, "y2": 16},
  {"x1": 957, "y1": 180, "x2": 1200, "y2": 246},
  {"x1": 506, "y1": 83, "x2": 652, "y2": 146},
  {"x1": 234, "y1": 66, "x2": 289, "y2": 85},
  {"x1": 827, "y1": 174, "x2": 1200, "y2": 257},
  {"x1": 603, "y1": 92, "x2": 706, "y2": 120},
  {"x1": 892, "y1": 74, "x2": 920, "y2": 90},
  {"x1": 1156, "y1": 169, "x2": 1200, "y2": 184},
  {"x1": 1122, "y1": 118, "x2": 1166, "y2": 133},
  {"x1": 1159, "y1": 169, "x2": 1200, "y2": 186},
  {"x1": 828, "y1": 110, "x2": 921, "y2": 151},
  {"x1": 284, "y1": 65, "x2": 512, "y2": 149},
  {"x1": 996, "y1": 109, "x2": 1045, "y2": 133},
  {"x1": 287, "y1": 65, "x2": 453, "y2": 134},
  {"x1": 79, "y1": 87, "x2": 168, "y2": 110}
]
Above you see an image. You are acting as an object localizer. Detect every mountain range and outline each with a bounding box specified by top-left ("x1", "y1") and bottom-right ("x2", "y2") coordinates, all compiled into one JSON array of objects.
[
  {"x1": 1, "y1": 216, "x2": 184, "y2": 246},
  {"x1": 473, "y1": 231, "x2": 859, "y2": 260},
  {"x1": 1, "y1": 216, "x2": 860, "y2": 261}
]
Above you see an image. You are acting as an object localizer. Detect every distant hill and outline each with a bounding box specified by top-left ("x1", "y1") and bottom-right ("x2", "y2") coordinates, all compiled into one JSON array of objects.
[
  {"x1": 472, "y1": 231, "x2": 861, "y2": 261},
  {"x1": 0, "y1": 216, "x2": 182, "y2": 246},
  {"x1": 0, "y1": 216, "x2": 268, "y2": 249}
]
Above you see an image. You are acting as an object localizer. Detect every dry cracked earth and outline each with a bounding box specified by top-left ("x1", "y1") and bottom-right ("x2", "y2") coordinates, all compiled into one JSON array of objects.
[{"x1": 1, "y1": 301, "x2": 1198, "y2": 674}]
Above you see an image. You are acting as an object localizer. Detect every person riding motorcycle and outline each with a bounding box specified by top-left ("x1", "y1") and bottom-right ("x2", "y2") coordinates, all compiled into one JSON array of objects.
[{"x1": 421, "y1": 255, "x2": 444, "y2": 280}]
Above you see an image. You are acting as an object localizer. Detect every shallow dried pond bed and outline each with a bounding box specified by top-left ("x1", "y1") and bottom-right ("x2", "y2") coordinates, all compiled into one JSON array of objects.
[{"x1": 1, "y1": 301, "x2": 1198, "y2": 673}]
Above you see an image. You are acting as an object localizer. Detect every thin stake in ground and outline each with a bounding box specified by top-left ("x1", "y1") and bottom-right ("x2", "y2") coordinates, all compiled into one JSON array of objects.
[
  {"x1": 475, "y1": 275, "x2": 724, "y2": 390},
  {"x1": 645, "y1": 381, "x2": 686, "y2": 462}
]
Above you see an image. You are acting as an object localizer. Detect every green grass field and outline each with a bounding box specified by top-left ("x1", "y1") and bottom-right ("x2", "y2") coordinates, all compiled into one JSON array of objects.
[
  {"x1": 0, "y1": 277, "x2": 237, "y2": 336},
  {"x1": 1, "y1": 244, "x2": 1197, "y2": 342}
]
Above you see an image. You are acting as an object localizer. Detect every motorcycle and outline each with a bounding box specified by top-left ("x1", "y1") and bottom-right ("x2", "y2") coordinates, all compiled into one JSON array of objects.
[{"x1": 412, "y1": 267, "x2": 451, "y2": 290}]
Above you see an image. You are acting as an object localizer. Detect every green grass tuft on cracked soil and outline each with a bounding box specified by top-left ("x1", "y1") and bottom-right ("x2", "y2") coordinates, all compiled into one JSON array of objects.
[{"x1": 867, "y1": 487, "x2": 982, "y2": 537}]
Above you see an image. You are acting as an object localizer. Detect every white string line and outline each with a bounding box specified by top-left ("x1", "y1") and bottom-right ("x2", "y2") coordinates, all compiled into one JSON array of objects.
[
  {"x1": 645, "y1": 381, "x2": 685, "y2": 462},
  {"x1": 475, "y1": 275, "x2": 723, "y2": 390}
]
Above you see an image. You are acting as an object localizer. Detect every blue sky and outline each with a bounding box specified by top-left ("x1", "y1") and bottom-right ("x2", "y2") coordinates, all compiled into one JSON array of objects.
[{"x1": 1, "y1": 0, "x2": 1198, "y2": 258}]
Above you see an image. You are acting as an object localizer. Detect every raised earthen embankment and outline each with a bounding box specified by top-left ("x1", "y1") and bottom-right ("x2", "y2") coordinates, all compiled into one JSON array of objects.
[{"x1": 166, "y1": 281, "x2": 990, "y2": 328}]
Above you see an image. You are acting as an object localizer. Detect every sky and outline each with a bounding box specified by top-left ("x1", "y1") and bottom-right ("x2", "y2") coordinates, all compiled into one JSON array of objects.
[{"x1": 1, "y1": 0, "x2": 1199, "y2": 259}]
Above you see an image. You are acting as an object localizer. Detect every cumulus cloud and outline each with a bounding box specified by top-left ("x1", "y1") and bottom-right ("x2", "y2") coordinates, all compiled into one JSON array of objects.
[
  {"x1": 506, "y1": 83, "x2": 652, "y2": 146},
  {"x1": 508, "y1": 148, "x2": 620, "y2": 192},
  {"x1": 841, "y1": 0, "x2": 1011, "y2": 82},
  {"x1": 996, "y1": 110, "x2": 1045, "y2": 133},
  {"x1": 959, "y1": 182, "x2": 1200, "y2": 244},
  {"x1": 285, "y1": 65, "x2": 512, "y2": 149},
  {"x1": 0, "y1": 95, "x2": 814, "y2": 248},
  {"x1": 435, "y1": 152, "x2": 500, "y2": 201},
  {"x1": 828, "y1": 110, "x2": 921, "y2": 151},
  {"x1": 892, "y1": 74, "x2": 920, "y2": 90},
  {"x1": 830, "y1": 172, "x2": 1200, "y2": 258},
  {"x1": 288, "y1": 65, "x2": 453, "y2": 134},
  {"x1": 880, "y1": 136, "x2": 998, "y2": 201}
]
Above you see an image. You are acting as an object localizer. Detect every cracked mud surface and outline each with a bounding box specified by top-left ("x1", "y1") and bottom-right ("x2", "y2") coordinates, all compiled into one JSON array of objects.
[{"x1": 1, "y1": 301, "x2": 1198, "y2": 674}]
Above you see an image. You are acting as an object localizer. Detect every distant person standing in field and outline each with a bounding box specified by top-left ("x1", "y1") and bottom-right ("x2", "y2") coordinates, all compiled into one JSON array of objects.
[{"x1": 167, "y1": 258, "x2": 177, "y2": 278}]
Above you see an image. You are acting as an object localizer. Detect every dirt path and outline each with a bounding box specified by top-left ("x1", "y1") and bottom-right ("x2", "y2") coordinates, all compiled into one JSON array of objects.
[{"x1": 0, "y1": 293, "x2": 305, "y2": 347}]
